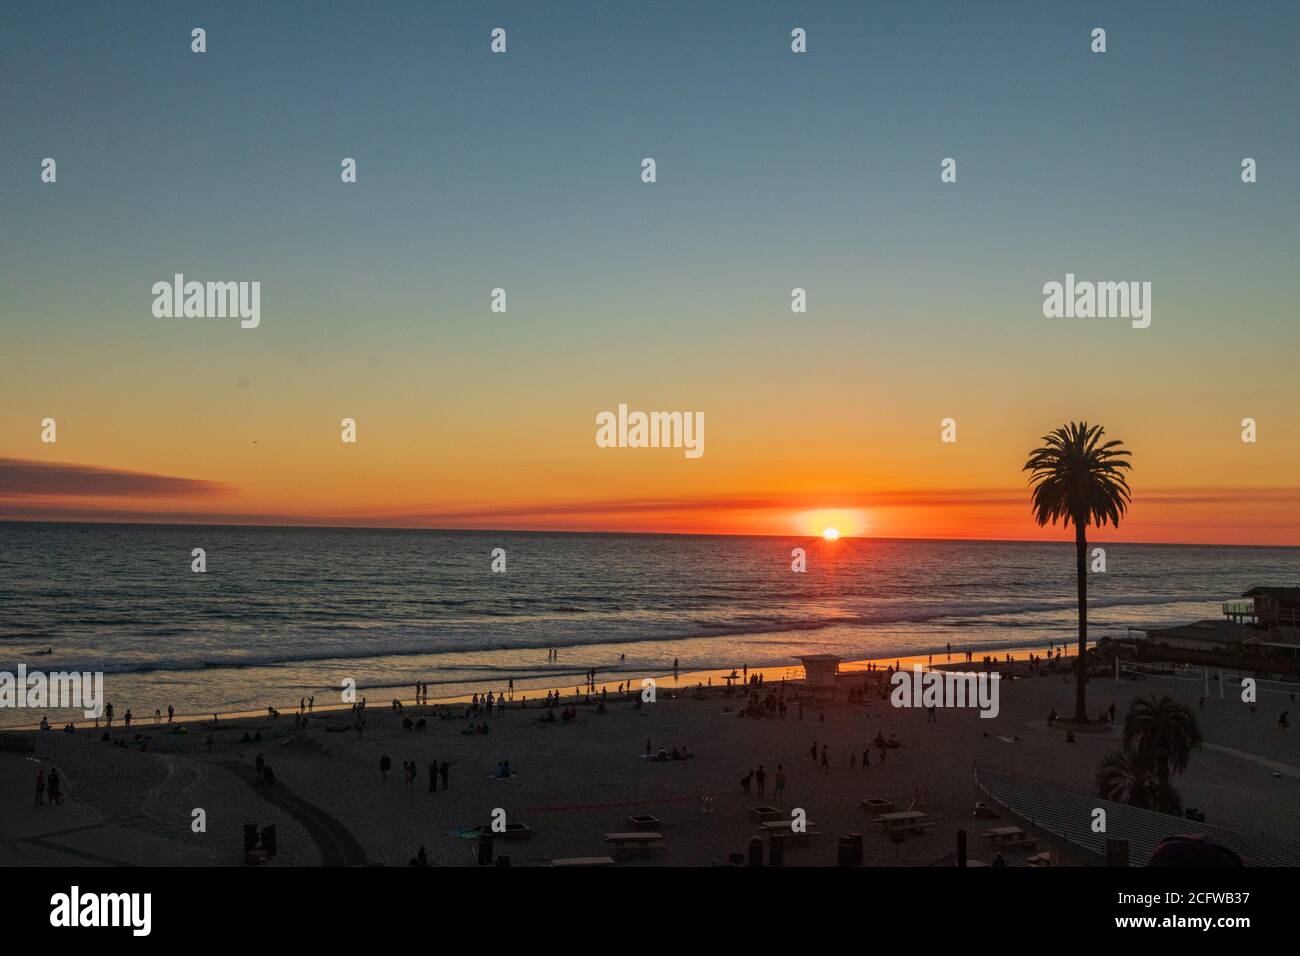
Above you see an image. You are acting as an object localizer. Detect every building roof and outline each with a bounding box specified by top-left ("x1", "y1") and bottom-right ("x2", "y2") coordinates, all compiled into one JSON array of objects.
[
  {"x1": 1242, "y1": 586, "x2": 1300, "y2": 600},
  {"x1": 797, "y1": 654, "x2": 842, "y2": 663},
  {"x1": 1141, "y1": 619, "x2": 1247, "y2": 644},
  {"x1": 974, "y1": 764, "x2": 1300, "y2": 866}
]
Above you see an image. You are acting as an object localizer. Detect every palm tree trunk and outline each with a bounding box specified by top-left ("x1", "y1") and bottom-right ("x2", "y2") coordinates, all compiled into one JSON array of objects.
[{"x1": 1074, "y1": 521, "x2": 1088, "y2": 723}]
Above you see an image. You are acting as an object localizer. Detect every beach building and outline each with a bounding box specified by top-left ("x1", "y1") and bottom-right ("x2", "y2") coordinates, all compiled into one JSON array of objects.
[
  {"x1": 1138, "y1": 619, "x2": 1248, "y2": 654},
  {"x1": 1227, "y1": 585, "x2": 1300, "y2": 629},
  {"x1": 1223, "y1": 586, "x2": 1300, "y2": 659},
  {"x1": 797, "y1": 654, "x2": 842, "y2": 687},
  {"x1": 1138, "y1": 585, "x2": 1300, "y2": 666}
]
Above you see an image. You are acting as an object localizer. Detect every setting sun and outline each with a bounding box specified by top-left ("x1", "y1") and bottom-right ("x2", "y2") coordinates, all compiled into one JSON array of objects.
[{"x1": 822, "y1": 527, "x2": 840, "y2": 541}]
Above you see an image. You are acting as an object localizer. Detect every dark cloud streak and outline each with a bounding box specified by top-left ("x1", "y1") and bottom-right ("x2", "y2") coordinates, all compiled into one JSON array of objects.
[{"x1": 0, "y1": 458, "x2": 233, "y2": 499}]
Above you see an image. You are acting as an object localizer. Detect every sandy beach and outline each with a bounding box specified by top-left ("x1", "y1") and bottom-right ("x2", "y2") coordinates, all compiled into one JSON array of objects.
[{"x1": 5, "y1": 649, "x2": 1298, "y2": 868}]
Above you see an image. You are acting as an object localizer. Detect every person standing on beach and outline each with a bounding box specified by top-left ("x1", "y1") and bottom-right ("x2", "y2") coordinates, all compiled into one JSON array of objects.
[
  {"x1": 380, "y1": 754, "x2": 392, "y2": 782},
  {"x1": 774, "y1": 765, "x2": 785, "y2": 799},
  {"x1": 820, "y1": 745, "x2": 829, "y2": 774},
  {"x1": 124, "y1": 710, "x2": 132, "y2": 728},
  {"x1": 755, "y1": 765, "x2": 766, "y2": 796},
  {"x1": 439, "y1": 761, "x2": 449, "y2": 791},
  {"x1": 47, "y1": 769, "x2": 63, "y2": 805},
  {"x1": 167, "y1": 704, "x2": 174, "y2": 724}
]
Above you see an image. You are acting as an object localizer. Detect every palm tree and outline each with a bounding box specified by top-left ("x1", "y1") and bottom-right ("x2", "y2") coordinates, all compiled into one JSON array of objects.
[
  {"x1": 1123, "y1": 694, "x2": 1203, "y2": 787},
  {"x1": 1024, "y1": 422, "x2": 1132, "y2": 722},
  {"x1": 1096, "y1": 749, "x2": 1158, "y2": 809}
]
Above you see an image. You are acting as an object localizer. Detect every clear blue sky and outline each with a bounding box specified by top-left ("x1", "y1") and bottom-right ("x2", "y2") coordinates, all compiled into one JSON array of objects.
[{"x1": 1, "y1": 1, "x2": 1297, "y2": 543}]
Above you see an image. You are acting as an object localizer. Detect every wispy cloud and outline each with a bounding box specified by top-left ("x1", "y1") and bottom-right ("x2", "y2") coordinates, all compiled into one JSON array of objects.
[{"x1": 0, "y1": 458, "x2": 233, "y2": 499}]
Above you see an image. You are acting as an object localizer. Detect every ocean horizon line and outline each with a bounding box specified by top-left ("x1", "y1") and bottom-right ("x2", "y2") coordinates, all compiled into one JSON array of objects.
[{"x1": 2, "y1": 518, "x2": 1297, "y2": 551}]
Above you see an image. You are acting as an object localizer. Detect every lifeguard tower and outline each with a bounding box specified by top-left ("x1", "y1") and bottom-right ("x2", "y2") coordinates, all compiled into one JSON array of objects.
[{"x1": 798, "y1": 654, "x2": 842, "y2": 688}]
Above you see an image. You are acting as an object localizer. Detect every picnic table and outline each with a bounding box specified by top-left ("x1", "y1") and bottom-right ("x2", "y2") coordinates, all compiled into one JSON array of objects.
[
  {"x1": 604, "y1": 831, "x2": 665, "y2": 848},
  {"x1": 983, "y1": 826, "x2": 1038, "y2": 850},
  {"x1": 604, "y1": 832, "x2": 665, "y2": 858},
  {"x1": 551, "y1": 856, "x2": 615, "y2": 867},
  {"x1": 876, "y1": 811, "x2": 934, "y2": 834},
  {"x1": 759, "y1": 819, "x2": 819, "y2": 843}
]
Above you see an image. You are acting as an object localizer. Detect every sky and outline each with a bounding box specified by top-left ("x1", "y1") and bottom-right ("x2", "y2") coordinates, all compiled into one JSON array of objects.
[{"x1": 1, "y1": 1, "x2": 1298, "y2": 544}]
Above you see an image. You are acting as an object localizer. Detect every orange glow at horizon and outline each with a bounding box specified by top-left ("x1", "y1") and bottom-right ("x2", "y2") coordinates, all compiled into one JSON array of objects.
[{"x1": 798, "y1": 510, "x2": 865, "y2": 539}]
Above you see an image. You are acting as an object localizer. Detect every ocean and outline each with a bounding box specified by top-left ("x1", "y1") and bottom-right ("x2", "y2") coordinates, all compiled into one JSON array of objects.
[{"x1": 1, "y1": 522, "x2": 1295, "y2": 725}]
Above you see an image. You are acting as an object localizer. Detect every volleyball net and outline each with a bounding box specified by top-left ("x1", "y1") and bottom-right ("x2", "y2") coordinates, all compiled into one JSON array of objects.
[{"x1": 1117, "y1": 659, "x2": 1300, "y2": 698}]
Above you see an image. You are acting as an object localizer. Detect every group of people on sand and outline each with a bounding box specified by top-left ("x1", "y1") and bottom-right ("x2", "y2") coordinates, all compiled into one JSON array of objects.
[
  {"x1": 739, "y1": 763, "x2": 786, "y2": 798},
  {"x1": 740, "y1": 685, "x2": 788, "y2": 719},
  {"x1": 39, "y1": 717, "x2": 80, "y2": 734},
  {"x1": 469, "y1": 692, "x2": 505, "y2": 716},
  {"x1": 538, "y1": 706, "x2": 577, "y2": 724},
  {"x1": 34, "y1": 767, "x2": 64, "y2": 805},
  {"x1": 379, "y1": 754, "x2": 452, "y2": 792},
  {"x1": 644, "y1": 738, "x2": 693, "y2": 762}
]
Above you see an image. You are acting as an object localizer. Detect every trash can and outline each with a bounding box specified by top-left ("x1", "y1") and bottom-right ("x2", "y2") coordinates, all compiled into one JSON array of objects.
[
  {"x1": 847, "y1": 832, "x2": 863, "y2": 866},
  {"x1": 260, "y1": 824, "x2": 277, "y2": 858},
  {"x1": 836, "y1": 835, "x2": 853, "y2": 867},
  {"x1": 769, "y1": 833, "x2": 785, "y2": 867}
]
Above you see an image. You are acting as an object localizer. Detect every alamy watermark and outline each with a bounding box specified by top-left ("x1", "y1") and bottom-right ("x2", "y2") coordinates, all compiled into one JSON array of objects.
[
  {"x1": 0, "y1": 666, "x2": 104, "y2": 719},
  {"x1": 152, "y1": 274, "x2": 260, "y2": 329},
  {"x1": 890, "y1": 665, "x2": 1000, "y2": 718},
  {"x1": 1042, "y1": 273, "x2": 1150, "y2": 329},
  {"x1": 596, "y1": 404, "x2": 704, "y2": 459},
  {"x1": 50, "y1": 886, "x2": 151, "y2": 936}
]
